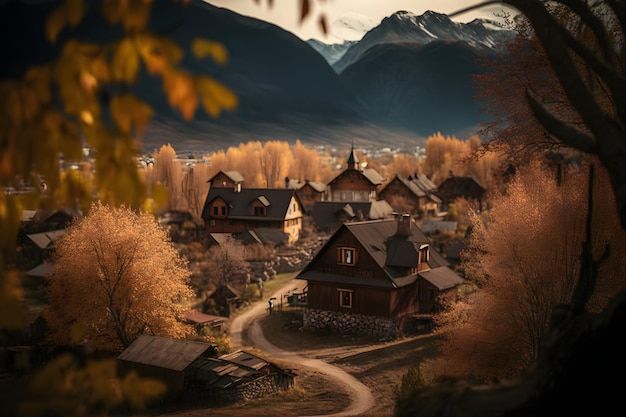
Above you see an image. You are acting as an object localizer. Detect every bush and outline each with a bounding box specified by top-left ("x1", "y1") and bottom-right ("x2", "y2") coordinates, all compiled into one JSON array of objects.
[{"x1": 393, "y1": 366, "x2": 426, "y2": 411}]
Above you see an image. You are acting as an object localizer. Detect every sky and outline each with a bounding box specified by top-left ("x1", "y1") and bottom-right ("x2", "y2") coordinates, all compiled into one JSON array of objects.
[{"x1": 205, "y1": 0, "x2": 516, "y2": 41}]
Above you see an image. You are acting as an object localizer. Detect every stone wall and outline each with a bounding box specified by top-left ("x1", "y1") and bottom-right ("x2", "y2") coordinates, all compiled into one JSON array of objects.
[
  {"x1": 303, "y1": 308, "x2": 399, "y2": 340},
  {"x1": 221, "y1": 374, "x2": 290, "y2": 402}
]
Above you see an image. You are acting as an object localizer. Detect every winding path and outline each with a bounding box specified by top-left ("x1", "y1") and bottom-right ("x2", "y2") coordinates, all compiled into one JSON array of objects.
[{"x1": 228, "y1": 279, "x2": 375, "y2": 417}]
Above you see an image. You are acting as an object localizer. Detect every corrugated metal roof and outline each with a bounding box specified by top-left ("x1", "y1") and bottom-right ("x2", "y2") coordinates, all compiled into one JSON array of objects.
[{"x1": 117, "y1": 335, "x2": 215, "y2": 371}]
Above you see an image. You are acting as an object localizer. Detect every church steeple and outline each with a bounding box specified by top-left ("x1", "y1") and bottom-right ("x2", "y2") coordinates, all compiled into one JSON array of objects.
[{"x1": 347, "y1": 141, "x2": 359, "y2": 170}]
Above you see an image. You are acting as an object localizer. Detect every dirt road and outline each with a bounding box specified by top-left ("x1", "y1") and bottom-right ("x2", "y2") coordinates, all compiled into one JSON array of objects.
[{"x1": 229, "y1": 279, "x2": 376, "y2": 417}]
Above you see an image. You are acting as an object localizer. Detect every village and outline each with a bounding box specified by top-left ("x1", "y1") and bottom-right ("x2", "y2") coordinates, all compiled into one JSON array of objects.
[{"x1": 2, "y1": 138, "x2": 500, "y2": 414}]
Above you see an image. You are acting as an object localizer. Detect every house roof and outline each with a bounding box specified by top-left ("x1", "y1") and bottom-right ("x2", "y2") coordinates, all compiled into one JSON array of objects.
[
  {"x1": 201, "y1": 187, "x2": 301, "y2": 221},
  {"x1": 237, "y1": 228, "x2": 289, "y2": 245},
  {"x1": 298, "y1": 218, "x2": 456, "y2": 289},
  {"x1": 208, "y1": 170, "x2": 245, "y2": 184},
  {"x1": 384, "y1": 174, "x2": 438, "y2": 198},
  {"x1": 419, "y1": 220, "x2": 458, "y2": 234},
  {"x1": 26, "y1": 230, "x2": 65, "y2": 249},
  {"x1": 185, "y1": 310, "x2": 227, "y2": 326},
  {"x1": 26, "y1": 262, "x2": 55, "y2": 278},
  {"x1": 311, "y1": 200, "x2": 394, "y2": 231},
  {"x1": 288, "y1": 179, "x2": 327, "y2": 193},
  {"x1": 435, "y1": 175, "x2": 486, "y2": 203},
  {"x1": 419, "y1": 267, "x2": 466, "y2": 290},
  {"x1": 117, "y1": 335, "x2": 215, "y2": 372},
  {"x1": 327, "y1": 167, "x2": 385, "y2": 187},
  {"x1": 188, "y1": 350, "x2": 293, "y2": 390}
]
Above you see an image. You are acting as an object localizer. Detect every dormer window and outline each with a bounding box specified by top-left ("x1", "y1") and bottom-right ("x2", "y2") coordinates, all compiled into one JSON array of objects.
[
  {"x1": 251, "y1": 195, "x2": 270, "y2": 216},
  {"x1": 338, "y1": 247, "x2": 356, "y2": 266},
  {"x1": 418, "y1": 244, "x2": 430, "y2": 272}
]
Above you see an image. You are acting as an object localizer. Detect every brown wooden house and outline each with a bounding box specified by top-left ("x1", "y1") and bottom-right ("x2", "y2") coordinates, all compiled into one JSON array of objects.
[
  {"x1": 435, "y1": 172, "x2": 487, "y2": 211},
  {"x1": 288, "y1": 179, "x2": 327, "y2": 214},
  {"x1": 327, "y1": 145, "x2": 384, "y2": 202},
  {"x1": 296, "y1": 215, "x2": 465, "y2": 339},
  {"x1": 208, "y1": 170, "x2": 245, "y2": 190},
  {"x1": 201, "y1": 186, "x2": 304, "y2": 246},
  {"x1": 378, "y1": 174, "x2": 441, "y2": 218}
]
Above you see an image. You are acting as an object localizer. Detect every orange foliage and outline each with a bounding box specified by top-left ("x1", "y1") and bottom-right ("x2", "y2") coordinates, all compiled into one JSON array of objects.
[
  {"x1": 423, "y1": 159, "x2": 626, "y2": 382},
  {"x1": 45, "y1": 203, "x2": 195, "y2": 351}
]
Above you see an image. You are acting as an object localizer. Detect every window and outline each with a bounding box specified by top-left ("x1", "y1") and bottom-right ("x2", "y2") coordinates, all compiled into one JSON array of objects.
[
  {"x1": 254, "y1": 206, "x2": 265, "y2": 216},
  {"x1": 338, "y1": 289, "x2": 353, "y2": 308},
  {"x1": 221, "y1": 206, "x2": 226, "y2": 215},
  {"x1": 213, "y1": 206, "x2": 218, "y2": 215},
  {"x1": 338, "y1": 247, "x2": 356, "y2": 265}
]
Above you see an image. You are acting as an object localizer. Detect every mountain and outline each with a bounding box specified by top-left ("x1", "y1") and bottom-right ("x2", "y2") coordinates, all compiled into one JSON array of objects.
[
  {"x1": 306, "y1": 12, "x2": 377, "y2": 66},
  {"x1": 333, "y1": 10, "x2": 514, "y2": 74},
  {"x1": 339, "y1": 40, "x2": 497, "y2": 138},
  {"x1": 1, "y1": 1, "x2": 514, "y2": 153}
]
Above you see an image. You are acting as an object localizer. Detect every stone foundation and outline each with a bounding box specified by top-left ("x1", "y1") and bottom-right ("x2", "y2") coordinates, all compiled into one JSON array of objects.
[{"x1": 303, "y1": 308, "x2": 399, "y2": 340}]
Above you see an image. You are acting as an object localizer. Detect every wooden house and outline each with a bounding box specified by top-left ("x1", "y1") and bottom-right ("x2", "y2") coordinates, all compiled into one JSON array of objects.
[
  {"x1": 288, "y1": 179, "x2": 327, "y2": 214},
  {"x1": 296, "y1": 215, "x2": 466, "y2": 339},
  {"x1": 117, "y1": 335, "x2": 294, "y2": 402},
  {"x1": 208, "y1": 170, "x2": 245, "y2": 190},
  {"x1": 327, "y1": 145, "x2": 384, "y2": 202},
  {"x1": 201, "y1": 186, "x2": 304, "y2": 246},
  {"x1": 378, "y1": 174, "x2": 441, "y2": 218},
  {"x1": 435, "y1": 172, "x2": 487, "y2": 211}
]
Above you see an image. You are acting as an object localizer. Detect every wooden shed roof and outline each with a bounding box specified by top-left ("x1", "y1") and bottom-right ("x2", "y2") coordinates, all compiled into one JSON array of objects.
[{"x1": 117, "y1": 335, "x2": 215, "y2": 372}]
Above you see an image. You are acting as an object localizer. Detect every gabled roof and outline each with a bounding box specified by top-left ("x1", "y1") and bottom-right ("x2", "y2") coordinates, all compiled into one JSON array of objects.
[
  {"x1": 435, "y1": 175, "x2": 486, "y2": 203},
  {"x1": 383, "y1": 174, "x2": 438, "y2": 198},
  {"x1": 26, "y1": 262, "x2": 55, "y2": 278},
  {"x1": 311, "y1": 200, "x2": 394, "y2": 231},
  {"x1": 26, "y1": 230, "x2": 65, "y2": 249},
  {"x1": 202, "y1": 188, "x2": 301, "y2": 221},
  {"x1": 237, "y1": 228, "x2": 289, "y2": 245},
  {"x1": 185, "y1": 310, "x2": 227, "y2": 326},
  {"x1": 287, "y1": 178, "x2": 326, "y2": 193},
  {"x1": 208, "y1": 170, "x2": 245, "y2": 184},
  {"x1": 298, "y1": 218, "x2": 457, "y2": 289},
  {"x1": 117, "y1": 335, "x2": 215, "y2": 372},
  {"x1": 327, "y1": 167, "x2": 385, "y2": 187},
  {"x1": 418, "y1": 267, "x2": 466, "y2": 290}
]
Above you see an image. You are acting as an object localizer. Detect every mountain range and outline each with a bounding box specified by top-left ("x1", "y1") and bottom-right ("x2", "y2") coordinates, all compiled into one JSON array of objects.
[{"x1": 1, "y1": 0, "x2": 516, "y2": 153}]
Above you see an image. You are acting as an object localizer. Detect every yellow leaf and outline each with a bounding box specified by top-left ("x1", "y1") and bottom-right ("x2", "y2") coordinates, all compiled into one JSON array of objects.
[
  {"x1": 110, "y1": 94, "x2": 153, "y2": 136},
  {"x1": 45, "y1": 8, "x2": 67, "y2": 44},
  {"x1": 155, "y1": 37, "x2": 184, "y2": 65},
  {"x1": 112, "y1": 38, "x2": 139, "y2": 83},
  {"x1": 194, "y1": 75, "x2": 238, "y2": 118},
  {"x1": 191, "y1": 38, "x2": 228, "y2": 65},
  {"x1": 163, "y1": 70, "x2": 197, "y2": 117}
]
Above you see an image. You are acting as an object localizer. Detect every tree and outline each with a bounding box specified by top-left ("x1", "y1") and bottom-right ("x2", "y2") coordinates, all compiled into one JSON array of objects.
[
  {"x1": 45, "y1": 202, "x2": 195, "y2": 351},
  {"x1": 259, "y1": 140, "x2": 293, "y2": 188}
]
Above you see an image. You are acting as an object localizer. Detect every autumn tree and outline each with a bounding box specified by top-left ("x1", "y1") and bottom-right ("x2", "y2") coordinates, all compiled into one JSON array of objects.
[
  {"x1": 45, "y1": 203, "x2": 195, "y2": 351},
  {"x1": 421, "y1": 158, "x2": 626, "y2": 382},
  {"x1": 290, "y1": 139, "x2": 323, "y2": 182}
]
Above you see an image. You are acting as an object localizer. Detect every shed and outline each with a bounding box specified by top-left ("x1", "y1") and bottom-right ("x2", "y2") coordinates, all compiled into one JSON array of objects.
[{"x1": 117, "y1": 335, "x2": 295, "y2": 402}]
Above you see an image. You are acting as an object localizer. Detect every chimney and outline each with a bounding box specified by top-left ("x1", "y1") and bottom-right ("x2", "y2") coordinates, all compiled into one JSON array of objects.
[{"x1": 396, "y1": 213, "x2": 411, "y2": 236}]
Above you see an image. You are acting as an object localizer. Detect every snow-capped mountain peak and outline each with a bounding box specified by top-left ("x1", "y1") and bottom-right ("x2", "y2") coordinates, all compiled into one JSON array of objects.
[{"x1": 330, "y1": 12, "x2": 378, "y2": 42}]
